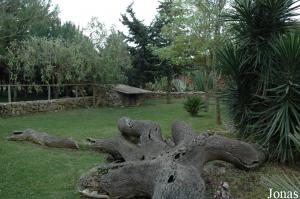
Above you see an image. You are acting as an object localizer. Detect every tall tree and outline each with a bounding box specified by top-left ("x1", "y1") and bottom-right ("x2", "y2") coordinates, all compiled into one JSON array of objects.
[
  {"x1": 151, "y1": 0, "x2": 183, "y2": 103},
  {"x1": 98, "y1": 28, "x2": 131, "y2": 84},
  {"x1": 121, "y1": 5, "x2": 161, "y2": 87},
  {"x1": 85, "y1": 18, "x2": 132, "y2": 84},
  {"x1": 122, "y1": 1, "x2": 183, "y2": 103},
  {"x1": 84, "y1": 17, "x2": 108, "y2": 51},
  {"x1": 154, "y1": 0, "x2": 228, "y2": 114}
]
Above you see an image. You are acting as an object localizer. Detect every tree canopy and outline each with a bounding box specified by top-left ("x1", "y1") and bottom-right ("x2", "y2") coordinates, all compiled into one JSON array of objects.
[{"x1": 1, "y1": 1, "x2": 131, "y2": 85}]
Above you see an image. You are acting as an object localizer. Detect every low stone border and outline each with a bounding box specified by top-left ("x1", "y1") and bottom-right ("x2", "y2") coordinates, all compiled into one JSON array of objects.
[
  {"x1": 0, "y1": 97, "x2": 93, "y2": 117},
  {"x1": 147, "y1": 91, "x2": 205, "y2": 99},
  {"x1": 0, "y1": 91, "x2": 205, "y2": 117}
]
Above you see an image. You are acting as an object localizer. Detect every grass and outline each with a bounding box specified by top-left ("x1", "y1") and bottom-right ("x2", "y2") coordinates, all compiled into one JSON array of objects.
[{"x1": 0, "y1": 99, "x2": 299, "y2": 199}]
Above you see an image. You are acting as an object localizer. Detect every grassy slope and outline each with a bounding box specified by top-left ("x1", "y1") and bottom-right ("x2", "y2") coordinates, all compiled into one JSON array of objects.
[{"x1": 0, "y1": 99, "x2": 299, "y2": 199}]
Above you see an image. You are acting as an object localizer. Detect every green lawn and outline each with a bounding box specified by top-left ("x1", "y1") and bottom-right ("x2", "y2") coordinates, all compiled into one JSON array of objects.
[{"x1": 0, "y1": 99, "x2": 299, "y2": 199}]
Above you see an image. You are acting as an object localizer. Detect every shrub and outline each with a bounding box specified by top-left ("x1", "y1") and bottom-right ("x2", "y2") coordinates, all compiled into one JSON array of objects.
[{"x1": 184, "y1": 96, "x2": 204, "y2": 116}]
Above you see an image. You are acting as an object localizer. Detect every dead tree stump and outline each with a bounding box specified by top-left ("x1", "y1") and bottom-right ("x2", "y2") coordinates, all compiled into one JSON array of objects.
[
  {"x1": 8, "y1": 117, "x2": 266, "y2": 198},
  {"x1": 79, "y1": 117, "x2": 267, "y2": 199}
]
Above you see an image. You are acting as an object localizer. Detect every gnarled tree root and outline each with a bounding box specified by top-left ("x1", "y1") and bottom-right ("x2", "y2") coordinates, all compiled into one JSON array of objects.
[{"x1": 8, "y1": 117, "x2": 267, "y2": 198}]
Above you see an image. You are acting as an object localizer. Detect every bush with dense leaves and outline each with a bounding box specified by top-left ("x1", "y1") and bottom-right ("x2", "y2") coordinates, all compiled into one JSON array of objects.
[{"x1": 184, "y1": 96, "x2": 204, "y2": 116}]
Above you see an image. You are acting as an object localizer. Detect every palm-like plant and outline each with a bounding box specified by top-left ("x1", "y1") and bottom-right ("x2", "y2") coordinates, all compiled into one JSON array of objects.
[
  {"x1": 218, "y1": 0, "x2": 300, "y2": 162},
  {"x1": 290, "y1": 128, "x2": 300, "y2": 152},
  {"x1": 261, "y1": 175, "x2": 300, "y2": 192},
  {"x1": 251, "y1": 34, "x2": 300, "y2": 162}
]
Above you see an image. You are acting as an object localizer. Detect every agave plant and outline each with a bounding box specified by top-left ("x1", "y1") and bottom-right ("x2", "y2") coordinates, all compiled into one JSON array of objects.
[
  {"x1": 193, "y1": 70, "x2": 205, "y2": 91},
  {"x1": 148, "y1": 77, "x2": 168, "y2": 91},
  {"x1": 218, "y1": 0, "x2": 300, "y2": 162},
  {"x1": 172, "y1": 79, "x2": 187, "y2": 92},
  {"x1": 193, "y1": 70, "x2": 217, "y2": 92}
]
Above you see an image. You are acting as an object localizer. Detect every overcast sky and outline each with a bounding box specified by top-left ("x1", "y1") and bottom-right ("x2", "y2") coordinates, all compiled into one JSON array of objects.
[{"x1": 51, "y1": 0, "x2": 160, "y2": 32}]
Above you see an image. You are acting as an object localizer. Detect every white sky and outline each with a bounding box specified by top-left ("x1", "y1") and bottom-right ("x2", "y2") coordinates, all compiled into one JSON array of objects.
[{"x1": 51, "y1": 0, "x2": 160, "y2": 32}]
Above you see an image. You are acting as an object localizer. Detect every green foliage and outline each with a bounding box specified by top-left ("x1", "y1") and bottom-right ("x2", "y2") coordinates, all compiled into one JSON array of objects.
[
  {"x1": 172, "y1": 79, "x2": 187, "y2": 92},
  {"x1": 121, "y1": 5, "x2": 161, "y2": 86},
  {"x1": 121, "y1": 1, "x2": 183, "y2": 88},
  {"x1": 0, "y1": 0, "x2": 60, "y2": 60},
  {"x1": 1, "y1": 1, "x2": 130, "y2": 86},
  {"x1": 154, "y1": 0, "x2": 229, "y2": 68},
  {"x1": 6, "y1": 29, "x2": 130, "y2": 85},
  {"x1": 251, "y1": 34, "x2": 300, "y2": 162},
  {"x1": 84, "y1": 17, "x2": 108, "y2": 51},
  {"x1": 6, "y1": 37, "x2": 91, "y2": 84},
  {"x1": 146, "y1": 77, "x2": 188, "y2": 92},
  {"x1": 218, "y1": 0, "x2": 300, "y2": 162},
  {"x1": 290, "y1": 128, "x2": 300, "y2": 153},
  {"x1": 184, "y1": 96, "x2": 204, "y2": 116},
  {"x1": 145, "y1": 77, "x2": 168, "y2": 91},
  {"x1": 0, "y1": 0, "x2": 80, "y2": 83},
  {"x1": 261, "y1": 175, "x2": 300, "y2": 192},
  {"x1": 99, "y1": 29, "x2": 131, "y2": 84},
  {"x1": 193, "y1": 70, "x2": 217, "y2": 92}
]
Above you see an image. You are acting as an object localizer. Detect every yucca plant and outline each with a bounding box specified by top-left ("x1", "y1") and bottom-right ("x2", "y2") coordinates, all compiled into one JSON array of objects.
[
  {"x1": 290, "y1": 128, "x2": 300, "y2": 152},
  {"x1": 250, "y1": 33, "x2": 300, "y2": 162},
  {"x1": 218, "y1": 0, "x2": 300, "y2": 162},
  {"x1": 261, "y1": 175, "x2": 300, "y2": 192}
]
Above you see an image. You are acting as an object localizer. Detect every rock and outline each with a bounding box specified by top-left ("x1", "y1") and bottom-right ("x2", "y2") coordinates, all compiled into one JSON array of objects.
[{"x1": 214, "y1": 181, "x2": 233, "y2": 199}]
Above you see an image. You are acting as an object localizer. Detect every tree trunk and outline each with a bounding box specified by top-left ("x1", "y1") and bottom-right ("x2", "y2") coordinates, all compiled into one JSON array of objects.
[
  {"x1": 211, "y1": 0, "x2": 226, "y2": 126},
  {"x1": 24, "y1": 86, "x2": 28, "y2": 99},
  {"x1": 54, "y1": 86, "x2": 59, "y2": 99},
  {"x1": 9, "y1": 118, "x2": 267, "y2": 199},
  {"x1": 0, "y1": 80, "x2": 3, "y2": 96},
  {"x1": 216, "y1": 96, "x2": 222, "y2": 125},
  {"x1": 204, "y1": 91, "x2": 209, "y2": 112},
  {"x1": 166, "y1": 71, "x2": 172, "y2": 104},
  {"x1": 13, "y1": 85, "x2": 17, "y2": 102}
]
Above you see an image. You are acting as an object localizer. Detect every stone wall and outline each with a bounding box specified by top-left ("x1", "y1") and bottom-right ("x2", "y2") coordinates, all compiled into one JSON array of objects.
[
  {"x1": 0, "y1": 91, "x2": 205, "y2": 117},
  {"x1": 147, "y1": 91, "x2": 205, "y2": 99},
  {"x1": 0, "y1": 97, "x2": 93, "y2": 117},
  {"x1": 96, "y1": 90, "x2": 122, "y2": 107}
]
